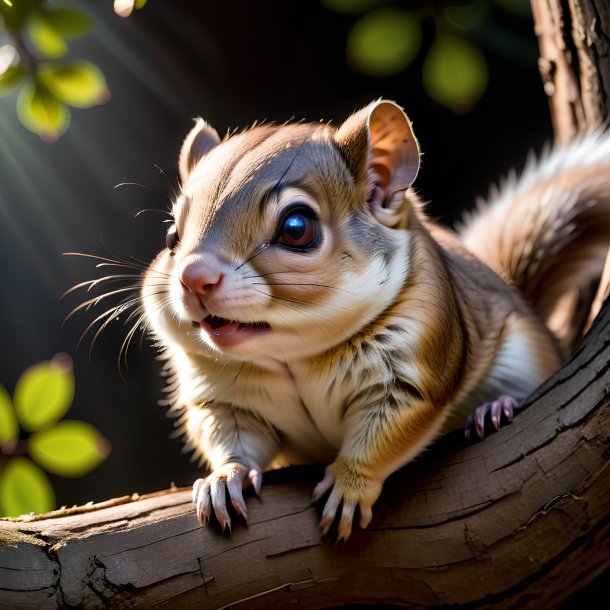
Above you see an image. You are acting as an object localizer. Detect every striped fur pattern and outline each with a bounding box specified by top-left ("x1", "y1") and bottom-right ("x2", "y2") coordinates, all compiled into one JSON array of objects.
[{"x1": 139, "y1": 101, "x2": 609, "y2": 540}]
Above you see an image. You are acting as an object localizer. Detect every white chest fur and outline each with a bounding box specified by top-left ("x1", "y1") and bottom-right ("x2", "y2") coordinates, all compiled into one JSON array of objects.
[
  {"x1": 442, "y1": 311, "x2": 559, "y2": 432},
  {"x1": 170, "y1": 348, "x2": 342, "y2": 464}
]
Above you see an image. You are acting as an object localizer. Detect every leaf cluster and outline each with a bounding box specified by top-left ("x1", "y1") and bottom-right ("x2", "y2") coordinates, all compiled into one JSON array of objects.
[
  {"x1": 0, "y1": 0, "x2": 110, "y2": 141},
  {"x1": 0, "y1": 355, "x2": 110, "y2": 517},
  {"x1": 323, "y1": 0, "x2": 534, "y2": 113}
]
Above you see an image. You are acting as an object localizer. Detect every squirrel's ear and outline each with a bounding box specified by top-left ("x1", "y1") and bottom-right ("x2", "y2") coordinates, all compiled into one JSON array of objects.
[
  {"x1": 334, "y1": 100, "x2": 420, "y2": 227},
  {"x1": 179, "y1": 118, "x2": 221, "y2": 183}
]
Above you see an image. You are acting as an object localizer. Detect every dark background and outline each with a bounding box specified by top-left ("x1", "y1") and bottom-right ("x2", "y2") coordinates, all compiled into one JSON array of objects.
[{"x1": 0, "y1": 1, "x2": 552, "y2": 507}]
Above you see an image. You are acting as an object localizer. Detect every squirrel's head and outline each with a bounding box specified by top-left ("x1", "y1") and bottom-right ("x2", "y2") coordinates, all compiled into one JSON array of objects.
[{"x1": 143, "y1": 100, "x2": 421, "y2": 362}]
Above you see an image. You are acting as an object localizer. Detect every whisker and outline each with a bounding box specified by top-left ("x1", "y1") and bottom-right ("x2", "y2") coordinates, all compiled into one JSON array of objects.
[
  {"x1": 118, "y1": 309, "x2": 150, "y2": 378},
  {"x1": 64, "y1": 252, "x2": 150, "y2": 273},
  {"x1": 64, "y1": 247, "x2": 172, "y2": 280},
  {"x1": 265, "y1": 291, "x2": 366, "y2": 320},
  {"x1": 77, "y1": 305, "x2": 127, "y2": 352},
  {"x1": 273, "y1": 138, "x2": 307, "y2": 193},
  {"x1": 264, "y1": 299, "x2": 315, "y2": 360},
  {"x1": 128, "y1": 256, "x2": 172, "y2": 276},
  {"x1": 242, "y1": 270, "x2": 360, "y2": 295},
  {"x1": 84, "y1": 290, "x2": 169, "y2": 358},
  {"x1": 233, "y1": 140, "x2": 308, "y2": 273},
  {"x1": 252, "y1": 281, "x2": 357, "y2": 294},
  {"x1": 63, "y1": 286, "x2": 147, "y2": 325},
  {"x1": 154, "y1": 163, "x2": 180, "y2": 202},
  {"x1": 250, "y1": 289, "x2": 339, "y2": 356},
  {"x1": 235, "y1": 242, "x2": 270, "y2": 271},
  {"x1": 135, "y1": 208, "x2": 172, "y2": 218},
  {"x1": 61, "y1": 274, "x2": 146, "y2": 299},
  {"x1": 114, "y1": 181, "x2": 171, "y2": 208}
]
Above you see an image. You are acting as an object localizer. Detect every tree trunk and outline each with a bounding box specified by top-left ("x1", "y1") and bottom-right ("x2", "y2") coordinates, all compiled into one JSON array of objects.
[
  {"x1": 531, "y1": 0, "x2": 610, "y2": 142},
  {"x1": 1, "y1": 299, "x2": 609, "y2": 609}
]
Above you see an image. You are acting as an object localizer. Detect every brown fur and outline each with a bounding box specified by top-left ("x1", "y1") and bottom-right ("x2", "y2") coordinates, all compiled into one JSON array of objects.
[{"x1": 139, "y1": 101, "x2": 609, "y2": 540}]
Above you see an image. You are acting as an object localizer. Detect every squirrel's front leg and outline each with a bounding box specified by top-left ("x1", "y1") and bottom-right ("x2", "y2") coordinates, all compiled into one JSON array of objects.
[
  {"x1": 184, "y1": 403, "x2": 280, "y2": 531},
  {"x1": 313, "y1": 390, "x2": 447, "y2": 541}
]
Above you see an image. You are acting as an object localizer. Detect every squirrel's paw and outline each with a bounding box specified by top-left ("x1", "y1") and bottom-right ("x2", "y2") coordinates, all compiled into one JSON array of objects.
[
  {"x1": 312, "y1": 459, "x2": 382, "y2": 542},
  {"x1": 464, "y1": 394, "x2": 517, "y2": 440},
  {"x1": 192, "y1": 461, "x2": 262, "y2": 532}
]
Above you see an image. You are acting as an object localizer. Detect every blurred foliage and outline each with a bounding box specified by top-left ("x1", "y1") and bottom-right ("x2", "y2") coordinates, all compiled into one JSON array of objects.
[
  {"x1": 0, "y1": 0, "x2": 533, "y2": 137},
  {"x1": 0, "y1": 0, "x2": 111, "y2": 141},
  {"x1": 423, "y1": 32, "x2": 488, "y2": 111},
  {"x1": 323, "y1": 0, "x2": 535, "y2": 113},
  {"x1": 0, "y1": 354, "x2": 110, "y2": 517},
  {"x1": 347, "y1": 7, "x2": 422, "y2": 77}
]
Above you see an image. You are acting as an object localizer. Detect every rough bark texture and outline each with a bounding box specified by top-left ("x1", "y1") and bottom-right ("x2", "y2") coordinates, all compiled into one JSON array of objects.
[
  {"x1": 531, "y1": 0, "x2": 610, "y2": 141},
  {"x1": 1, "y1": 300, "x2": 609, "y2": 609}
]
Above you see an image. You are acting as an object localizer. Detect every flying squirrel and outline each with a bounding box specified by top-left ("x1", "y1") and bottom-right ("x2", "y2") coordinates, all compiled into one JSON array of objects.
[{"x1": 103, "y1": 100, "x2": 610, "y2": 541}]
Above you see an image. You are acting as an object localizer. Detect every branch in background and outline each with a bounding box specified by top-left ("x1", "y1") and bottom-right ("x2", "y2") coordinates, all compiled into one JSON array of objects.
[{"x1": 531, "y1": 0, "x2": 610, "y2": 141}]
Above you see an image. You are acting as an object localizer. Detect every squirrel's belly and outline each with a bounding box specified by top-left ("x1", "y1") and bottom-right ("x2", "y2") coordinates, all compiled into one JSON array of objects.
[{"x1": 234, "y1": 368, "x2": 342, "y2": 464}]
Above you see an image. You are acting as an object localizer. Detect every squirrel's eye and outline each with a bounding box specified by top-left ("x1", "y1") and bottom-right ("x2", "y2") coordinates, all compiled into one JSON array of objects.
[
  {"x1": 166, "y1": 224, "x2": 179, "y2": 254},
  {"x1": 276, "y1": 209, "x2": 319, "y2": 250}
]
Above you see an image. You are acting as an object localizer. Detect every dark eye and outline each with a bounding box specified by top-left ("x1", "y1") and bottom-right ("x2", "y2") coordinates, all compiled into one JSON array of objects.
[
  {"x1": 166, "y1": 223, "x2": 179, "y2": 254},
  {"x1": 275, "y1": 208, "x2": 319, "y2": 250}
]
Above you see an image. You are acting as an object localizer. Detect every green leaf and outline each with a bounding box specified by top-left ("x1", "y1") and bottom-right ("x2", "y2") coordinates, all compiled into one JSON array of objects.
[
  {"x1": 422, "y1": 34, "x2": 488, "y2": 113},
  {"x1": 28, "y1": 13, "x2": 68, "y2": 59},
  {"x1": 38, "y1": 61, "x2": 110, "y2": 108},
  {"x1": 135, "y1": 0, "x2": 149, "y2": 9},
  {"x1": 27, "y1": 8, "x2": 92, "y2": 58},
  {"x1": 0, "y1": 384, "x2": 18, "y2": 445},
  {"x1": 44, "y1": 8, "x2": 94, "y2": 38},
  {"x1": 321, "y1": 0, "x2": 383, "y2": 14},
  {"x1": 13, "y1": 354, "x2": 74, "y2": 432},
  {"x1": 0, "y1": 65, "x2": 26, "y2": 96},
  {"x1": 16, "y1": 81, "x2": 70, "y2": 142},
  {"x1": 29, "y1": 420, "x2": 110, "y2": 477},
  {"x1": 0, "y1": 457, "x2": 55, "y2": 517},
  {"x1": 347, "y1": 8, "x2": 421, "y2": 77}
]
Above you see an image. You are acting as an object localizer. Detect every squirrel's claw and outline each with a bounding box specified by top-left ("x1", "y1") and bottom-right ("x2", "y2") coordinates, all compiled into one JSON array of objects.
[
  {"x1": 312, "y1": 469, "x2": 335, "y2": 503},
  {"x1": 193, "y1": 477, "x2": 211, "y2": 526},
  {"x1": 313, "y1": 461, "x2": 381, "y2": 542},
  {"x1": 465, "y1": 394, "x2": 517, "y2": 440},
  {"x1": 192, "y1": 462, "x2": 256, "y2": 531}
]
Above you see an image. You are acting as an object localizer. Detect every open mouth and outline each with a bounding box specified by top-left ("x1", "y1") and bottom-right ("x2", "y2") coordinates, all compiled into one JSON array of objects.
[{"x1": 195, "y1": 314, "x2": 271, "y2": 346}]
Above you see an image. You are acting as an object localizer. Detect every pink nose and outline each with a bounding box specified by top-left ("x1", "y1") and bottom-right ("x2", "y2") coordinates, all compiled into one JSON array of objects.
[{"x1": 179, "y1": 260, "x2": 224, "y2": 294}]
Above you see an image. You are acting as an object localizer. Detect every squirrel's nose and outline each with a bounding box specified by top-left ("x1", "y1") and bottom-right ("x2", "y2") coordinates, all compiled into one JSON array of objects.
[{"x1": 179, "y1": 259, "x2": 224, "y2": 295}]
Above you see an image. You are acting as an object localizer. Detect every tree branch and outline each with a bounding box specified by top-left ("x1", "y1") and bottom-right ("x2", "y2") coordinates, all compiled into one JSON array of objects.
[
  {"x1": 531, "y1": 0, "x2": 610, "y2": 141},
  {"x1": 1, "y1": 301, "x2": 609, "y2": 609}
]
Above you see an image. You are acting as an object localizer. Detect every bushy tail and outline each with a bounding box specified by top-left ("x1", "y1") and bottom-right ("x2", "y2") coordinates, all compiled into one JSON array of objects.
[{"x1": 459, "y1": 132, "x2": 610, "y2": 353}]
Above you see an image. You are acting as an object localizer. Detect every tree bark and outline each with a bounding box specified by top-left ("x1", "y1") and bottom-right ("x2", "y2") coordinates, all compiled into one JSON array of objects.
[
  {"x1": 531, "y1": 0, "x2": 610, "y2": 142},
  {"x1": 1, "y1": 299, "x2": 609, "y2": 609}
]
